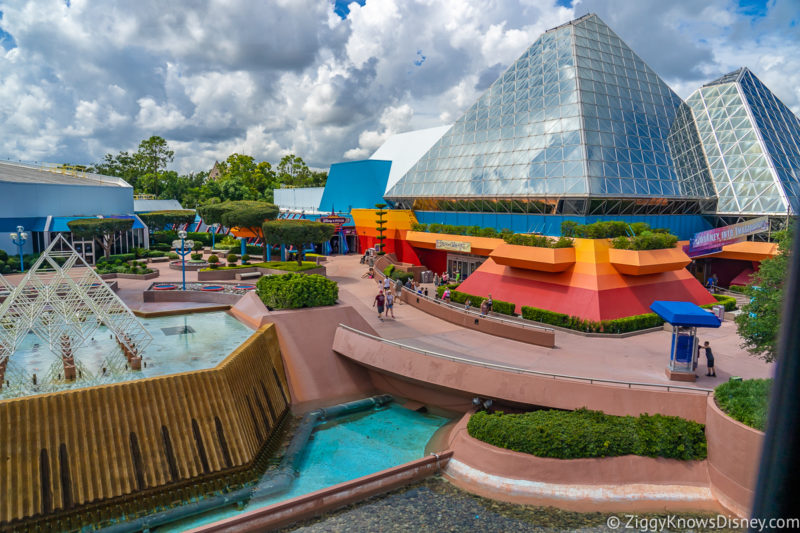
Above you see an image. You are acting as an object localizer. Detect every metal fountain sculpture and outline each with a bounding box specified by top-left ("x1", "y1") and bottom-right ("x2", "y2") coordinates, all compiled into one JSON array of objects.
[{"x1": 0, "y1": 235, "x2": 152, "y2": 392}]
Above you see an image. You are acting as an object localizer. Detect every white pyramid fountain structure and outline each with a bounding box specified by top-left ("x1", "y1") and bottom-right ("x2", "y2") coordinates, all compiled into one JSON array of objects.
[{"x1": 0, "y1": 234, "x2": 152, "y2": 387}]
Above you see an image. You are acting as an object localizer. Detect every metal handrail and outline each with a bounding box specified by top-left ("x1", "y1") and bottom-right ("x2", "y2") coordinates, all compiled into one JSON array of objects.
[
  {"x1": 337, "y1": 323, "x2": 713, "y2": 394},
  {"x1": 394, "y1": 284, "x2": 555, "y2": 333}
]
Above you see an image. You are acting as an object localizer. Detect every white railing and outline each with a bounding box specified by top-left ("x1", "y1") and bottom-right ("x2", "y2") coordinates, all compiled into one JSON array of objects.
[{"x1": 338, "y1": 323, "x2": 713, "y2": 394}]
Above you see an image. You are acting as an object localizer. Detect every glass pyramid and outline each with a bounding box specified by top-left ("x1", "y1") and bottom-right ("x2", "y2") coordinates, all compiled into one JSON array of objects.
[
  {"x1": 385, "y1": 14, "x2": 711, "y2": 208},
  {"x1": 679, "y1": 68, "x2": 800, "y2": 215}
]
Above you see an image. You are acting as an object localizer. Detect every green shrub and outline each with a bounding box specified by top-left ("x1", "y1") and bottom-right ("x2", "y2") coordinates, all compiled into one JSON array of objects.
[
  {"x1": 190, "y1": 252, "x2": 202, "y2": 261},
  {"x1": 168, "y1": 252, "x2": 179, "y2": 260},
  {"x1": 521, "y1": 306, "x2": 664, "y2": 333},
  {"x1": 467, "y1": 408, "x2": 707, "y2": 461},
  {"x1": 445, "y1": 290, "x2": 516, "y2": 315},
  {"x1": 610, "y1": 231, "x2": 679, "y2": 250},
  {"x1": 192, "y1": 241, "x2": 203, "y2": 252},
  {"x1": 0, "y1": 249, "x2": 7, "y2": 262},
  {"x1": 715, "y1": 378, "x2": 772, "y2": 431},
  {"x1": 712, "y1": 294, "x2": 737, "y2": 311},
  {"x1": 147, "y1": 250, "x2": 166, "y2": 258},
  {"x1": 728, "y1": 284, "x2": 747, "y2": 294},
  {"x1": 241, "y1": 254, "x2": 251, "y2": 265},
  {"x1": 226, "y1": 253, "x2": 238, "y2": 265},
  {"x1": 383, "y1": 264, "x2": 396, "y2": 277},
  {"x1": 97, "y1": 253, "x2": 135, "y2": 264},
  {"x1": 390, "y1": 270, "x2": 414, "y2": 283},
  {"x1": 256, "y1": 273, "x2": 338, "y2": 309},
  {"x1": 411, "y1": 223, "x2": 428, "y2": 232},
  {"x1": 502, "y1": 233, "x2": 574, "y2": 248}
]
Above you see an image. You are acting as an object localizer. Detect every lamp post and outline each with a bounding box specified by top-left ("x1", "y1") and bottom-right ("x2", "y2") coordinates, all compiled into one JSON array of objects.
[
  {"x1": 9, "y1": 225, "x2": 29, "y2": 273},
  {"x1": 210, "y1": 222, "x2": 220, "y2": 250},
  {"x1": 174, "y1": 230, "x2": 193, "y2": 291}
]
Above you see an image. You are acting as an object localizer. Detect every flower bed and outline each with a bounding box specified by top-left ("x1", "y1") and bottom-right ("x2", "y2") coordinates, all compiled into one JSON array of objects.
[{"x1": 467, "y1": 408, "x2": 707, "y2": 461}]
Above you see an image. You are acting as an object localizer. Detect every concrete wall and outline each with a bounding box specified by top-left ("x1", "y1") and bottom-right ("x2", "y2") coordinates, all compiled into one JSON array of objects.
[
  {"x1": 0, "y1": 325, "x2": 290, "y2": 530},
  {"x1": 332, "y1": 326, "x2": 710, "y2": 422},
  {"x1": 705, "y1": 394, "x2": 764, "y2": 517}
]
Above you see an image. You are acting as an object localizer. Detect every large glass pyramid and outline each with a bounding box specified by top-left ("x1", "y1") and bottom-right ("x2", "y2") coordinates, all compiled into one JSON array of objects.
[
  {"x1": 679, "y1": 68, "x2": 800, "y2": 215},
  {"x1": 385, "y1": 13, "x2": 712, "y2": 211}
]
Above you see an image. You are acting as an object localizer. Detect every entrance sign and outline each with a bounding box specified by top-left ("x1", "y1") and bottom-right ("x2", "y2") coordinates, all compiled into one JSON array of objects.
[
  {"x1": 320, "y1": 216, "x2": 348, "y2": 231},
  {"x1": 686, "y1": 216, "x2": 769, "y2": 255},
  {"x1": 436, "y1": 239, "x2": 471, "y2": 253}
]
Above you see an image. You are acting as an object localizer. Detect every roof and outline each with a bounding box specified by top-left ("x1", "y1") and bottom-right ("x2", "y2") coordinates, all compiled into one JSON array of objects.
[
  {"x1": 0, "y1": 161, "x2": 131, "y2": 188},
  {"x1": 704, "y1": 67, "x2": 747, "y2": 87},
  {"x1": 133, "y1": 199, "x2": 185, "y2": 213},
  {"x1": 369, "y1": 125, "x2": 451, "y2": 193},
  {"x1": 650, "y1": 300, "x2": 721, "y2": 328}
]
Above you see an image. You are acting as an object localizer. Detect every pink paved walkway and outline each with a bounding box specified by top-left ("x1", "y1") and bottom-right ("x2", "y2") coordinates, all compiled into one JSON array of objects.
[
  {"x1": 4, "y1": 253, "x2": 774, "y2": 388},
  {"x1": 324, "y1": 255, "x2": 774, "y2": 389}
]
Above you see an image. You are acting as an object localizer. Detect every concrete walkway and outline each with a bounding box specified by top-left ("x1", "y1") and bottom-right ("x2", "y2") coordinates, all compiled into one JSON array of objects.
[
  {"x1": 3, "y1": 253, "x2": 774, "y2": 388},
  {"x1": 324, "y1": 255, "x2": 774, "y2": 389}
]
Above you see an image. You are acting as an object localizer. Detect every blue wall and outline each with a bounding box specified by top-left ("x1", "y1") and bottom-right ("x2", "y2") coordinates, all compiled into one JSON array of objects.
[
  {"x1": 412, "y1": 212, "x2": 713, "y2": 240},
  {"x1": 318, "y1": 160, "x2": 392, "y2": 213}
]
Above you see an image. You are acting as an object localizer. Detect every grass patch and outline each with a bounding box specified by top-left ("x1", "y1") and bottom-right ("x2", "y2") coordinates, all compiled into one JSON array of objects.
[
  {"x1": 467, "y1": 408, "x2": 707, "y2": 461},
  {"x1": 201, "y1": 261, "x2": 318, "y2": 272},
  {"x1": 714, "y1": 378, "x2": 771, "y2": 431}
]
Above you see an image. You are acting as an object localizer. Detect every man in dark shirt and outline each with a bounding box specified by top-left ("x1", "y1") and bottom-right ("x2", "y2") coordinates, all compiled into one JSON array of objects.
[{"x1": 703, "y1": 341, "x2": 716, "y2": 377}]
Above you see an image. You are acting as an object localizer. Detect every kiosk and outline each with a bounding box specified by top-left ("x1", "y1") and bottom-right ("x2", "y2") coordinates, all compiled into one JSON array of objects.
[{"x1": 650, "y1": 300, "x2": 721, "y2": 382}]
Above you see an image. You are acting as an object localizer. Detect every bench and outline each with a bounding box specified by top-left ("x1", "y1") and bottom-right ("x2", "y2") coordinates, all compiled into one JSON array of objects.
[
  {"x1": 149, "y1": 257, "x2": 170, "y2": 263},
  {"x1": 236, "y1": 271, "x2": 262, "y2": 280}
]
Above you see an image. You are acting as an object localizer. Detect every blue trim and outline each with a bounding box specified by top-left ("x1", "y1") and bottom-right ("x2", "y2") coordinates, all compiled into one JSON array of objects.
[
  {"x1": 412, "y1": 212, "x2": 712, "y2": 240},
  {"x1": 319, "y1": 160, "x2": 392, "y2": 212}
]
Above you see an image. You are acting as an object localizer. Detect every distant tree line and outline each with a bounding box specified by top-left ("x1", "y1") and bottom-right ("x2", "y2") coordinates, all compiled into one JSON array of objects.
[{"x1": 85, "y1": 136, "x2": 327, "y2": 208}]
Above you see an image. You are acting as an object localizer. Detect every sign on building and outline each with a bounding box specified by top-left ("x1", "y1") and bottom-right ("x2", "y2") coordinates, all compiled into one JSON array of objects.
[
  {"x1": 435, "y1": 239, "x2": 472, "y2": 253},
  {"x1": 684, "y1": 216, "x2": 769, "y2": 257},
  {"x1": 319, "y1": 216, "x2": 349, "y2": 231}
]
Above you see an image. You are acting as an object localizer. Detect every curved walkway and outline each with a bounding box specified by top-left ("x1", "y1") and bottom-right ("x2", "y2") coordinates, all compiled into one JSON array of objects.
[{"x1": 325, "y1": 255, "x2": 773, "y2": 389}]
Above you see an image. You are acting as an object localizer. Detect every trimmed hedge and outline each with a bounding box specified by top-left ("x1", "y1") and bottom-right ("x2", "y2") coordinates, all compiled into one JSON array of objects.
[
  {"x1": 710, "y1": 294, "x2": 737, "y2": 311},
  {"x1": 391, "y1": 271, "x2": 414, "y2": 283},
  {"x1": 256, "y1": 273, "x2": 338, "y2": 309},
  {"x1": 201, "y1": 261, "x2": 318, "y2": 272},
  {"x1": 728, "y1": 284, "x2": 747, "y2": 294},
  {"x1": 715, "y1": 378, "x2": 772, "y2": 431},
  {"x1": 467, "y1": 408, "x2": 707, "y2": 461},
  {"x1": 502, "y1": 233, "x2": 573, "y2": 248},
  {"x1": 97, "y1": 253, "x2": 136, "y2": 264},
  {"x1": 521, "y1": 306, "x2": 664, "y2": 333},
  {"x1": 434, "y1": 285, "x2": 515, "y2": 315},
  {"x1": 610, "y1": 232, "x2": 679, "y2": 250}
]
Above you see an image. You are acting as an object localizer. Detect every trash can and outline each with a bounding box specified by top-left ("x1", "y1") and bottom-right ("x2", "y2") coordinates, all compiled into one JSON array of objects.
[
  {"x1": 421, "y1": 270, "x2": 433, "y2": 283},
  {"x1": 713, "y1": 305, "x2": 725, "y2": 321}
]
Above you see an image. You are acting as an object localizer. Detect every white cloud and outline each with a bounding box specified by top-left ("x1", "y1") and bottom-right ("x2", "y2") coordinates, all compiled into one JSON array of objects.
[{"x1": 0, "y1": 0, "x2": 796, "y2": 177}]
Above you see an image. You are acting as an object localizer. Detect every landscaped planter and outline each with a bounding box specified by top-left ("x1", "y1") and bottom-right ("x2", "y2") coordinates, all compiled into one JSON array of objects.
[
  {"x1": 489, "y1": 243, "x2": 576, "y2": 272},
  {"x1": 169, "y1": 260, "x2": 209, "y2": 271},
  {"x1": 608, "y1": 247, "x2": 691, "y2": 276},
  {"x1": 197, "y1": 265, "x2": 327, "y2": 281},
  {"x1": 98, "y1": 271, "x2": 159, "y2": 280},
  {"x1": 405, "y1": 231, "x2": 503, "y2": 257}
]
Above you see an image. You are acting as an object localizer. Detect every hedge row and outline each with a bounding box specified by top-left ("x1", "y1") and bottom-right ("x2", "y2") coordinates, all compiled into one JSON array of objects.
[
  {"x1": 610, "y1": 232, "x2": 679, "y2": 251},
  {"x1": 256, "y1": 273, "x2": 337, "y2": 309},
  {"x1": 714, "y1": 378, "x2": 772, "y2": 431},
  {"x1": 502, "y1": 233, "x2": 573, "y2": 249},
  {"x1": 467, "y1": 408, "x2": 707, "y2": 461},
  {"x1": 411, "y1": 223, "x2": 506, "y2": 238},
  {"x1": 709, "y1": 294, "x2": 737, "y2": 311},
  {"x1": 728, "y1": 285, "x2": 747, "y2": 294},
  {"x1": 435, "y1": 285, "x2": 516, "y2": 315},
  {"x1": 520, "y1": 306, "x2": 664, "y2": 333},
  {"x1": 561, "y1": 220, "x2": 669, "y2": 239}
]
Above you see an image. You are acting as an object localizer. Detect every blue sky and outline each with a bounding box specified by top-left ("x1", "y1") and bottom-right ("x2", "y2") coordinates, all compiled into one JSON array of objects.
[{"x1": 0, "y1": 0, "x2": 797, "y2": 172}]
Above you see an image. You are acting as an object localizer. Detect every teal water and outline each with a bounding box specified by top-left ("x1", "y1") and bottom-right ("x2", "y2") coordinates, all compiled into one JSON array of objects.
[
  {"x1": 161, "y1": 403, "x2": 449, "y2": 531},
  {"x1": 1, "y1": 312, "x2": 254, "y2": 399}
]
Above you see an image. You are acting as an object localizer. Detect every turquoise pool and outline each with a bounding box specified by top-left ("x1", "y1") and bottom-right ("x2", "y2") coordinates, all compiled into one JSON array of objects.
[
  {"x1": 162, "y1": 403, "x2": 450, "y2": 531},
  {"x1": 1, "y1": 311, "x2": 254, "y2": 399}
]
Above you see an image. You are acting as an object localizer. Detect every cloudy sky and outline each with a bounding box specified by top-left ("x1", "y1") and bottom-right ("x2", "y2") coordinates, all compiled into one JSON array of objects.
[{"x1": 0, "y1": 0, "x2": 798, "y2": 173}]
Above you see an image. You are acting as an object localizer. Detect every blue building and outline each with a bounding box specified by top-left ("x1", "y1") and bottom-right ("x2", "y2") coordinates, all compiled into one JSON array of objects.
[{"x1": 0, "y1": 161, "x2": 143, "y2": 263}]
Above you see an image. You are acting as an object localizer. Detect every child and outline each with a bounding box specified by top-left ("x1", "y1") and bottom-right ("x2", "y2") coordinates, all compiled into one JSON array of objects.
[{"x1": 703, "y1": 341, "x2": 716, "y2": 377}]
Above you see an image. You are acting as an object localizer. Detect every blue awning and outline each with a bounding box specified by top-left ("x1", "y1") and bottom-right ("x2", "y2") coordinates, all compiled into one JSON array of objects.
[
  {"x1": 650, "y1": 300, "x2": 722, "y2": 328},
  {"x1": 0, "y1": 217, "x2": 48, "y2": 232},
  {"x1": 50, "y1": 215, "x2": 144, "y2": 232}
]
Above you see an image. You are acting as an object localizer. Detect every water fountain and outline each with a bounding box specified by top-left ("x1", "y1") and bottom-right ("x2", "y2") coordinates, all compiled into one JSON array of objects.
[{"x1": 0, "y1": 235, "x2": 152, "y2": 392}]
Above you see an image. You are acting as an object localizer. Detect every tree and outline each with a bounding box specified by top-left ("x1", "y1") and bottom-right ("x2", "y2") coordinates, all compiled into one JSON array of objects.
[
  {"x1": 135, "y1": 136, "x2": 174, "y2": 196},
  {"x1": 198, "y1": 201, "x2": 279, "y2": 261},
  {"x1": 276, "y1": 154, "x2": 327, "y2": 188},
  {"x1": 375, "y1": 203, "x2": 388, "y2": 255},
  {"x1": 262, "y1": 220, "x2": 335, "y2": 265},
  {"x1": 735, "y1": 224, "x2": 795, "y2": 362},
  {"x1": 137, "y1": 210, "x2": 196, "y2": 233},
  {"x1": 67, "y1": 218, "x2": 134, "y2": 258}
]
